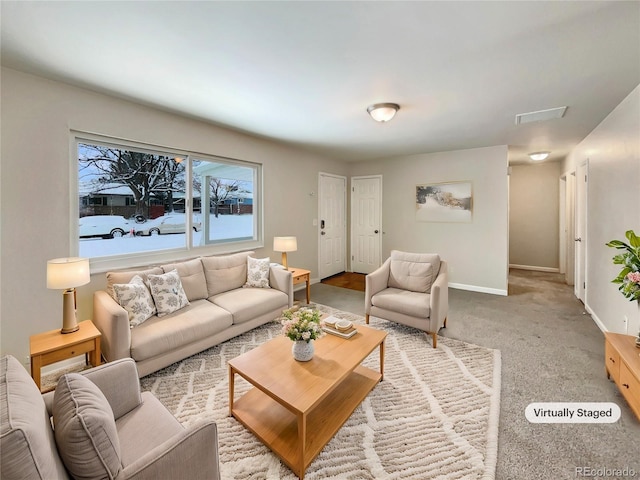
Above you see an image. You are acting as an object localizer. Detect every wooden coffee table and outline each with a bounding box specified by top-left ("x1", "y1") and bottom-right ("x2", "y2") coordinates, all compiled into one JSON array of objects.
[{"x1": 228, "y1": 324, "x2": 386, "y2": 479}]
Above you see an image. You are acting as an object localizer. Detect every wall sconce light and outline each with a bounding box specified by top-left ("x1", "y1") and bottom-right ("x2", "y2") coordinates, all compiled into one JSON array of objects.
[
  {"x1": 529, "y1": 151, "x2": 550, "y2": 161},
  {"x1": 273, "y1": 236, "x2": 297, "y2": 270},
  {"x1": 367, "y1": 103, "x2": 400, "y2": 122},
  {"x1": 47, "y1": 257, "x2": 90, "y2": 333}
]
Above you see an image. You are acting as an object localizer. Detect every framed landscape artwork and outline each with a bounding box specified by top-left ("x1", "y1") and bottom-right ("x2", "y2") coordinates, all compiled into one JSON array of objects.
[{"x1": 416, "y1": 181, "x2": 473, "y2": 222}]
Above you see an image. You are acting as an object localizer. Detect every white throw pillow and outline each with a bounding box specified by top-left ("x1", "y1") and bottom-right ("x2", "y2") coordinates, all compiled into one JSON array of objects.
[
  {"x1": 244, "y1": 256, "x2": 271, "y2": 288},
  {"x1": 113, "y1": 275, "x2": 157, "y2": 327},
  {"x1": 147, "y1": 270, "x2": 189, "y2": 316}
]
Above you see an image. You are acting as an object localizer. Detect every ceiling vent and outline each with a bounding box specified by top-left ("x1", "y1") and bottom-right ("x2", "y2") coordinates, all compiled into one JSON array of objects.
[{"x1": 515, "y1": 106, "x2": 567, "y2": 125}]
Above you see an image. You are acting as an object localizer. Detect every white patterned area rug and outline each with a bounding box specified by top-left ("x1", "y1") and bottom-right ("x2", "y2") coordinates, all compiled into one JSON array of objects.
[{"x1": 140, "y1": 304, "x2": 501, "y2": 480}]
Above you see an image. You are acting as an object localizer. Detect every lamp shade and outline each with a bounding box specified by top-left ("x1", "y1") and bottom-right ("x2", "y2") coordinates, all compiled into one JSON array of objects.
[
  {"x1": 47, "y1": 257, "x2": 90, "y2": 289},
  {"x1": 273, "y1": 236, "x2": 297, "y2": 252},
  {"x1": 367, "y1": 103, "x2": 400, "y2": 122}
]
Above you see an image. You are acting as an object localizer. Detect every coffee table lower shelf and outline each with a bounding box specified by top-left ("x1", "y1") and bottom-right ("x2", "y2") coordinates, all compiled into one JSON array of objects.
[{"x1": 231, "y1": 365, "x2": 381, "y2": 479}]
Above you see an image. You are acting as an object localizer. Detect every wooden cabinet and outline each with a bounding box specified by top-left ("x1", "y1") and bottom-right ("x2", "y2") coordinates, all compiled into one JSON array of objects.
[{"x1": 605, "y1": 332, "x2": 640, "y2": 421}]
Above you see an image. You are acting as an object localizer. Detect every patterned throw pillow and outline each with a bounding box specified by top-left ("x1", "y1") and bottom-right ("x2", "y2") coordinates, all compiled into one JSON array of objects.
[
  {"x1": 147, "y1": 270, "x2": 190, "y2": 316},
  {"x1": 244, "y1": 256, "x2": 271, "y2": 288},
  {"x1": 113, "y1": 275, "x2": 157, "y2": 328}
]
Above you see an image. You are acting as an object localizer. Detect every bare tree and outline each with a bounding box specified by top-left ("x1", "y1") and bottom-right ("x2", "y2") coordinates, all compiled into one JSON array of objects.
[
  {"x1": 208, "y1": 178, "x2": 241, "y2": 217},
  {"x1": 79, "y1": 144, "x2": 185, "y2": 218}
]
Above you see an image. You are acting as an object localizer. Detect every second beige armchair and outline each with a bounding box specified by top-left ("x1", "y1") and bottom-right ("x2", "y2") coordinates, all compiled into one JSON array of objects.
[{"x1": 365, "y1": 250, "x2": 448, "y2": 348}]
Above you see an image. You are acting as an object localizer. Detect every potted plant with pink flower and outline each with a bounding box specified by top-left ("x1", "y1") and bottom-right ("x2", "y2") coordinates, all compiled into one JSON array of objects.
[
  {"x1": 280, "y1": 307, "x2": 325, "y2": 361},
  {"x1": 606, "y1": 230, "x2": 640, "y2": 347}
]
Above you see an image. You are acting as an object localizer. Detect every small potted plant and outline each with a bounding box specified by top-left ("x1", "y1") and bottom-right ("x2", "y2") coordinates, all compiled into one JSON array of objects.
[
  {"x1": 606, "y1": 230, "x2": 640, "y2": 347},
  {"x1": 280, "y1": 307, "x2": 325, "y2": 361}
]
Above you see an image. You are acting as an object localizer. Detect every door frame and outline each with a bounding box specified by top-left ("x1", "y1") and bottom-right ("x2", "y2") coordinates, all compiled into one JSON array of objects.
[
  {"x1": 559, "y1": 170, "x2": 576, "y2": 286},
  {"x1": 317, "y1": 172, "x2": 347, "y2": 279},
  {"x1": 350, "y1": 174, "x2": 383, "y2": 273},
  {"x1": 575, "y1": 159, "x2": 588, "y2": 303}
]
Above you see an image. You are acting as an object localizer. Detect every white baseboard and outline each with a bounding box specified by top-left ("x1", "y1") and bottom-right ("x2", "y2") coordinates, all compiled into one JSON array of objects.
[
  {"x1": 586, "y1": 302, "x2": 608, "y2": 333},
  {"x1": 448, "y1": 283, "x2": 508, "y2": 296},
  {"x1": 510, "y1": 264, "x2": 560, "y2": 273}
]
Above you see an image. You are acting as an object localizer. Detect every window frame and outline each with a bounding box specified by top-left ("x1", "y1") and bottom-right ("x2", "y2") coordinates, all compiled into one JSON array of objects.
[{"x1": 72, "y1": 132, "x2": 264, "y2": 273}]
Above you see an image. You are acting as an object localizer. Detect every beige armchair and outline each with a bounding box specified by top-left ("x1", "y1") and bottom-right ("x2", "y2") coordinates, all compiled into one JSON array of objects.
[
  {"x1": 1, "y1": 355, "x2": 220, "y2": 480},
  {"x1": 365, "y1": 250, "x2": 448, "y2": 348}
]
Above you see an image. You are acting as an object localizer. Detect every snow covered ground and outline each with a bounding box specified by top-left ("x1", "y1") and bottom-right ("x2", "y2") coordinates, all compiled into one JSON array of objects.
[{"x1": 79, "y1": 214, "x2": 254, "y2": 258}]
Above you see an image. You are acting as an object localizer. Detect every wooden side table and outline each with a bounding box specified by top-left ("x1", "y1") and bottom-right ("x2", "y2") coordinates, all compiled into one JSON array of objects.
[
  {"x1": 605, "y1": 332, "x2": 640, "y2": 421},
  {"x1": 289, "y1": 267, "x2": 311, "y2": 304},
  {"x1": 29, "y1": 320, "x2": 102, "y2": 392}
]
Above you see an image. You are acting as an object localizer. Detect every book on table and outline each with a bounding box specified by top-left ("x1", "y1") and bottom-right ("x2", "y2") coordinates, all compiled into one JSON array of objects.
[{"x1": 322, "y1": 315, "x2": 357, "y2": 338}]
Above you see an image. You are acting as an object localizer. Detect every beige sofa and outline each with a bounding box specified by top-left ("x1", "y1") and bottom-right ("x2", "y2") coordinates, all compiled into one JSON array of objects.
[
  {"x1": 93, "y1": 251, "x2": 293, "y2": 377},
  {"x1": 0, "y1": 355, "x2": 220, "y2": 480}
]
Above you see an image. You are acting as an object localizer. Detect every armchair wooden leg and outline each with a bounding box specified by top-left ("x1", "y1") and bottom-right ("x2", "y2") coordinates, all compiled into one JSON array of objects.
[
  {"x1": 432, "y1": 332, "x2": 437, "y2": 349},
  {"x1": 365, "y1": 314, "x2": 370, "y2": 324}
]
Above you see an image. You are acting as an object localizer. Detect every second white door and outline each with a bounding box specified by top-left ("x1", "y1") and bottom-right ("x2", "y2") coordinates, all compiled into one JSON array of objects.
[{"x1": 351, "y1": 175, "x2": 382, "y2": 274}]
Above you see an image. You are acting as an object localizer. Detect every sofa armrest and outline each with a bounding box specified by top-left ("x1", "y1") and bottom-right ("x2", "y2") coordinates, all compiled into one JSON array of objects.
[
  {"x1": 123, "y1": 421, "x2": 220, "y2": 480},
  {"x1": 93, "y1": 290, "x2": 132, "y2": 363},
  {"x1": 269, "y1": 266, "x2": 293, "y2": 308},
  {"x1": 429, "y1": 260, "x2": 449, "y2": 332},
  {"x1": 365, "y1": 257, "x2": 391, "y2": 313}
]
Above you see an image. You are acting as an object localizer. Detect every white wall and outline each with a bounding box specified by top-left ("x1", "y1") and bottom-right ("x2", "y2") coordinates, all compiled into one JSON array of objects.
[
  {"x1": 509, "y1": 162, "x2": 561, "y2": 271},
  {"x1": 0, "y1": 67, "x2": 348, "y2": 367},
  {"x1": 349, "y1": 146, "x2": 510, "y2": 295},
  {"x1": 563, "y1": 85, "x2": 640, "y2": 335}
]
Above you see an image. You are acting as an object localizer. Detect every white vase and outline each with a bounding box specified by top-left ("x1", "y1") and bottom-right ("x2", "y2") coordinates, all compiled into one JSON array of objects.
[{"x1": 292, "y1": 340, "x2": 314, "y2": 361}]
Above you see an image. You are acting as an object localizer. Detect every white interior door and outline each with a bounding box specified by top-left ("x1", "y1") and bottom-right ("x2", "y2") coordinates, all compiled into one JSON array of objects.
[
  {"x1": 351, "y1": 175, "x2": 382, "y2": 274},
  {"x1": 318, "y1": 173, "x2": 346, "y2": 279},
  {"x1": 575, "y1": 161, "x2": 588, "y2": 302}
]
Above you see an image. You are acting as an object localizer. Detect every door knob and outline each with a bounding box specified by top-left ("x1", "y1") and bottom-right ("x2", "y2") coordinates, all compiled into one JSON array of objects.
[
  {"x1": 575, "y1": 237, "x2": 582, "y2": 242},
  {"x1": 374, "y1": 230, "x2": 379, "y2": 234},
  {"x1": 321, "y1": 231, "x2": 326, "y2": 235}
]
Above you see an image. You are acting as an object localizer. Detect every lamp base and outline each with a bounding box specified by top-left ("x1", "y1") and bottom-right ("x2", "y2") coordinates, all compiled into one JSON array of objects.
[
  {"x1": 282, "y1": 252, "x2": 289, "y2": 270},
  {"x1": 61, "y1": 289, "x2": 79, "y2": 334}
]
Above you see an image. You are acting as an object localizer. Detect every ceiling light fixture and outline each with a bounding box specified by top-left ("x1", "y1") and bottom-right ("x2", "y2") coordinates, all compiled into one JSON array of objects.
[
  {"x1": 529, "y1": 151, "x2": 550, "y2": 161},
  {"x1": 367, "y1": 103, "x2": 400, "y2": 122}
]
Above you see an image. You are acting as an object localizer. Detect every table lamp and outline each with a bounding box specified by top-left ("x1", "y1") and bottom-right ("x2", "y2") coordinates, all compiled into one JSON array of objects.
[
  {"x1": 47, "y1": 257, "x2": 90, "y2": 333},
  {"x1": 273, "y1": 236, "x2": 297, "y2": 270}
]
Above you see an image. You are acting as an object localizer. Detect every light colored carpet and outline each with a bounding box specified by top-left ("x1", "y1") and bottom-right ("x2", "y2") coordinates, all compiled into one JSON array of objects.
[{"x1": 139, "y1": 304, "x2": 502, "y2": 480}]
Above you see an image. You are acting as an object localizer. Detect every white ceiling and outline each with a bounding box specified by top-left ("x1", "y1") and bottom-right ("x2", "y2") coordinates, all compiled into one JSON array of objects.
[{"x1": 2, "y1": 1, "x2": 639, "y2": 164}]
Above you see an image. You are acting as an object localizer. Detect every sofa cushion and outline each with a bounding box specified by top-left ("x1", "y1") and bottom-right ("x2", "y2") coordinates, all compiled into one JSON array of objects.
[
  {"x1": 244, "y1": 256, "x2": 271, "y2": 288},
  {"x1": 201, "y1": 251, "x2": 253, "y2": 296},
  {"x1": 0, "y1": 355, "x2": 68, "y2": 480},
  {"x1": 388, "y1": 251, "x2": 441, "y2": 293},
  {"x1": 371, "y1": 287, "x2": 431, "y2": 318},
  {"x1": 147, "y1": 270, "x2": 190, "y2": 317},
  {"x1": 130, "y1": 300, "x2": 233, "y2": 361},
  {"x1": 106, "y1": 266, "x2": 163, "y2": 300},
  {"x1": 161, "y1": 258, "x2": 208, "y2": 302},
  {"x1": 116, "y1": 392, "x2": 184, "y2": 468},
  {"x1": 210, "y1": 288, "x2": 288, "y2": 324},
  {"x1": 53, "y1": 373, "x2": 121, "y2": 480},
  {"x1": 113, "y1": 275, "x2": 157, "y2": 327}
]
